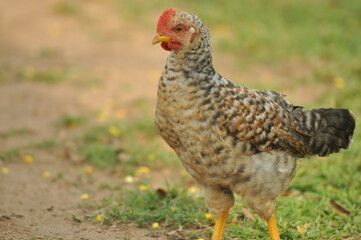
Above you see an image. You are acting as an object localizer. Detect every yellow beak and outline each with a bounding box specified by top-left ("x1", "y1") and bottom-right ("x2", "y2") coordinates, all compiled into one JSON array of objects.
[{"x1": 152, "y1": 34, "x2": 171, "y2": 45}]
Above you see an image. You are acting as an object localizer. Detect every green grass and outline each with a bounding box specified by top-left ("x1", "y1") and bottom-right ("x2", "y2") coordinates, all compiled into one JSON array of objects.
[
  {"x1": 121, "y1": 1, "x2": 361, "y2": 60},
  {"x1": 98, "y1": 187, "x2": 208, "y2": 227},
  {"x1": 53, "y1": 0, "x2": 83, "y2": 16},
  {"x1": 0, "y1": 138, "x2": 57, "y2": 162},
  {"x1": 120, "y1": 0, "x2": 361, "y2": 92},
  {"x1": 18, "y1": 66, "x2": 69, "y2": 84},
  {"x1": 80, "y1": 144, "x2": 119, "y2": 168},
  {"x1": 93, "y1": 186, "x2": 212, "y2": 239},
  {"x1": 85, "y1": 119, "x2": 359, "y2": 238},
  {"x1": 0, "y1": 148, "x2": 20, "y2": 161},
  {"x1": 60, "y1": 114, "x2": 87, "y2": 129},
  {"x1": 0, "y1": 128, "x2": 32, "y2": 138},
  {"x1": 76, "y1": 117, "x2": 178, "y2": 171},
  {"x1": 36, "y1": 47, "x2": 61, "y2": 58}
]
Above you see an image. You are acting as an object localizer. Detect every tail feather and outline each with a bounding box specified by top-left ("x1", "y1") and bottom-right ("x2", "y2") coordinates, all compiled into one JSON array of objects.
[{"x1": 296, "y1": 108, "x2": 355, "y2": 157}]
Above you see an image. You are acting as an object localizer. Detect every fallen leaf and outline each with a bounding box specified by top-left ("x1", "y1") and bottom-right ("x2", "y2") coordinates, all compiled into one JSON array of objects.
[
  {"x1": 156, "y1": 188, "x2": 167, "y2": 197},
  {"x1": 0, "y1": 215, "x2": 11, "y2": 221},
  {"x1": 330, "y1": 200, "x2": 352, "y2": 215},
  {"x1": 281, "y1": 189, "x2": 293, "y2": 196},
  {"x1": 242, "y1": 208, "x2": 256, "y2": 221},
  {"x1": 124, "y1": 175, "x2": 134, "y2": 183}
]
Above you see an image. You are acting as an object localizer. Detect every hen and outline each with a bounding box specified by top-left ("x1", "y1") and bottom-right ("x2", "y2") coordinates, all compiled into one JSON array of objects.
[{"x1": 153, "y1": 8, "x2": 355, "y2": 240}]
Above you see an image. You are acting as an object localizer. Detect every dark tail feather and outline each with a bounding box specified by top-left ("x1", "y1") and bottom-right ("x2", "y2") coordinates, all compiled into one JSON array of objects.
[{"x1": 304, "y1": 108, "x2": 355, "y2": 156}]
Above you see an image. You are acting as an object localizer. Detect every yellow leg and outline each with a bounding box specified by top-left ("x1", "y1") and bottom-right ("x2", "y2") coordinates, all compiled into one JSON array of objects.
[
  {"x1": 266, "y1": 213, "x2": 280, "y2": 240},
  {"x1": 211, "y1": 209, "x2": 229, "y2": 240}
]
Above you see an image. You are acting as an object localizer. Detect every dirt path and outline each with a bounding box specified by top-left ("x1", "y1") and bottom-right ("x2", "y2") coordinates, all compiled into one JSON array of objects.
[
  {"x1": 0, "y1": 0, "x2": 170, "y2": 239},
  {"x1": 0, "y1": 1, "x2": 325, "y2": 240}
]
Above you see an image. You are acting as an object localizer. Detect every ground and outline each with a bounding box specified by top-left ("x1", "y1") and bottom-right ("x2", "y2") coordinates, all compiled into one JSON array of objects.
[
  {"x1": 1, "y1": 1, "x2": 359, "y2": 240},
  {"x1": 0, "y1": 1, "x2": 169, "y2": 239}
]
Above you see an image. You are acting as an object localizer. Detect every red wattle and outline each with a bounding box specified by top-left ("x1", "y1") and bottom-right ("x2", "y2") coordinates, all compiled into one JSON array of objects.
[{"x1": 161, "y1": 42, "x2": 171, "y2": 51}]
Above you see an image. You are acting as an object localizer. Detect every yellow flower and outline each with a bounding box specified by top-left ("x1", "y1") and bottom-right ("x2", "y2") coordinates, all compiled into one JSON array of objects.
[
  {"x1": 47, "y1": 23, "x2": 62, "y2": 37},
  {"x1": 147, "y1": 153, "x2": 156, "y2": 161},
  {"x1": 96, "y1": 214, "x2": 103, "y2": 222},
  {"x1": 152, "y1": 222, "x2": 159, "y2": 229},
  {"x1": 108, "y1": 125, "x2": 121, "y2": 137},
  {"x1": 188, "y1": 186, "x2": 197, "y2": 193},
  {"x1": 22, "y1": 66, "x2": 35, "y2": 79},
  {"x1": 116, "y1": 108, "x2": 128, "y2": 119},
  {"x1": 204, "y1": 213, "x2": 213, "y2": 220},
  {"x1": 81, "y1": 193, "x2": 89, "y2": 200},
  {"x1": 135, "y1": 166, "x2": 150, "y2": 176},
  {"x1": 43, "y1": 171, "x2": 51, "y2": 178},
  {"x1": 333, "y1": 77, "x2": 345, "y2": 89},
  {"x1": 1, "y1": 167, "x2": 10, "y2": 174},
  {"x1": 139, "y1": 184, "x2": 148, "y2": 191},
  {"x1": 97, "y1": 109, "x2": 110, "y2": 122},
  {"x1": 326, "y1": 185, "x2": 334, "y2": 191},
  {"x1": 83, "y1": 166, "x2": 93, "y2": 174},
  {"x1": 297, "y1": 223, "x2": 311, "y2": 234},
  {"x1": 105, "y1": 98, "x2": 115, "y2": 109},
  {"x1": 23, "y1": 155, "x2": 34, "y2": 163}
]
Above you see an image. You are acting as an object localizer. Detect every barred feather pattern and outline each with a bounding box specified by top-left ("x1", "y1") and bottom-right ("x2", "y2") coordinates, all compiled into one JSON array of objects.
[{"x1": 154, "y1": 11, "x2": 355, "y2": 220}]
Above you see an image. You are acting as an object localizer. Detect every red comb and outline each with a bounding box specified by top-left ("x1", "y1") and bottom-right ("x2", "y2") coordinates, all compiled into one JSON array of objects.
[{"x1": 157, "y1": 8, "x2": 176, "y2": 32}]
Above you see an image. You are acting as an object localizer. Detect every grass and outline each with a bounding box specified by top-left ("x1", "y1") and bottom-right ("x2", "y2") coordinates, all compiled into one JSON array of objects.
[
  {"x1": 53, "y1": 0, "x2": 83, "y2": 16},
  {"x1": 49, "y1": 115, "x2": 178, "y2": 172},
  {"x1": 0, "y1": 148, "x2": 20, "y2": 161},
  {"x1": 98, "y1": 187, "x2": 208, "y2": 227},
  {"x1": 92, "y1": 186, "x2": 213, "y2": 239},
  {"x1": 80, "y1": 144, "x2": 119, "y2": 168},
  {"x1": 79, "y1": 116, "x2": 359, "y2": 238},
  {"x1": 18, "y1": 66, "x2": 69, "y2": 84},
  {"x1": 0, "y1": 128, "x2": 32, "y2": 138}
]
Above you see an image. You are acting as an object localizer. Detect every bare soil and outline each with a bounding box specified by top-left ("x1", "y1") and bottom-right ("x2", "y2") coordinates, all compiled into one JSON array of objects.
[{"x1": 0, "y1": 1, "x2": 324, "y2": 239}]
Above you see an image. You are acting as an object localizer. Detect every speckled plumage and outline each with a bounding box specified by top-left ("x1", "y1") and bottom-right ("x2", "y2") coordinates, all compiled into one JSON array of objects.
[{"x1": 154, "y1": 9, "x2": 355, "y2": 225}]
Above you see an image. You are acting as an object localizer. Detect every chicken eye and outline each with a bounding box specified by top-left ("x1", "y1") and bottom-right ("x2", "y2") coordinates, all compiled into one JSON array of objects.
[{"x1": 175, "y1": 25, "x2": 184, "y2": 32}]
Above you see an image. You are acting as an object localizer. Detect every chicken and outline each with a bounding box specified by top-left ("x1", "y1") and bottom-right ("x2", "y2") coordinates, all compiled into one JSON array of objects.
[{"x1": 152, "y1": 8, "x2": 355, "y2": 240}]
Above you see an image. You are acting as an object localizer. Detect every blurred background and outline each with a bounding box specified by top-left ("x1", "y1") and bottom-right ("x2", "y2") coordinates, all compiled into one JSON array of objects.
[{"x1": 0, "y1": 0, "x2": 360, "y2": 239}]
